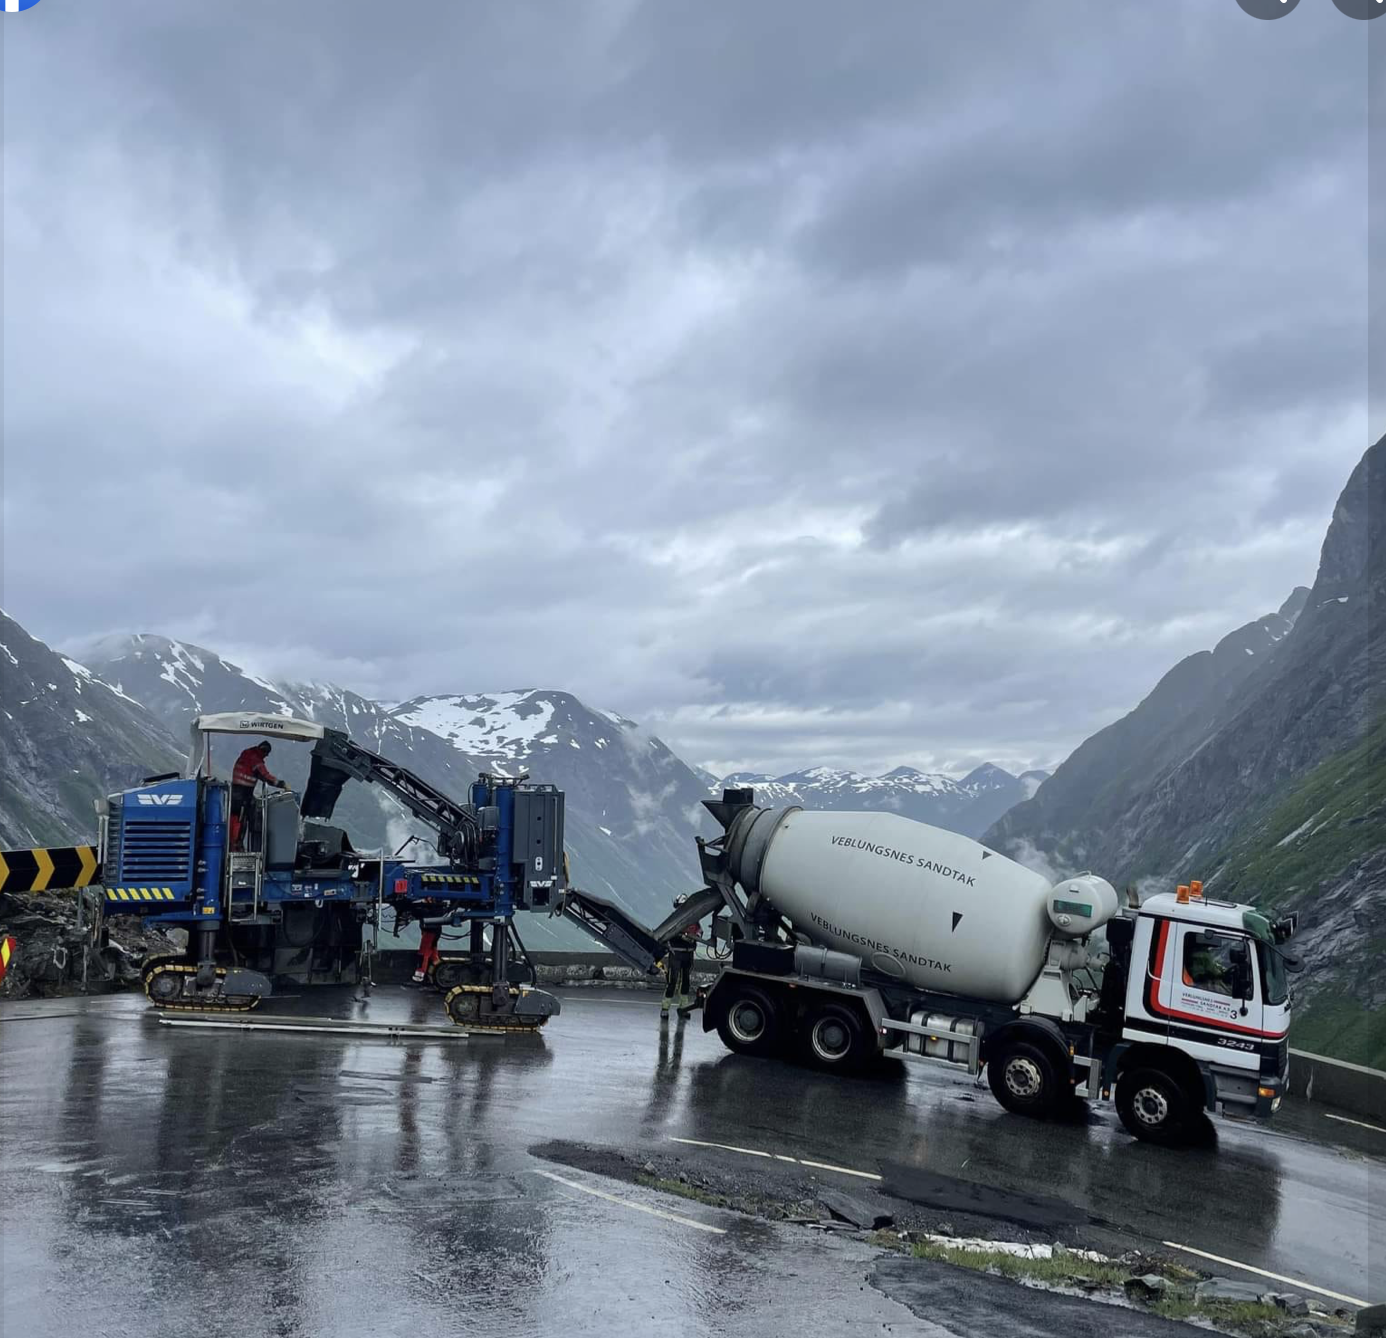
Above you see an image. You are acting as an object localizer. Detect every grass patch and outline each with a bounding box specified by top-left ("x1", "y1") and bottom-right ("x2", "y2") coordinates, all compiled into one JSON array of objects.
[
  {"x1": 910, "y1": 1240, "x2": 1129, "y2": 1289},
  {"x1": 1290, "y1": 987, "x2": 1386, "y2": 1071},
  {"x1": 869, "y1": 1229, "x2": 909, "y2": 1252},
  {"x1": 1206, "y1": 716, "x2": 1386, "y2": 914},
  {"x1": 910, "y1": 1241, "x2": 1342, "y2": 1335},
  {"x1": 1152, "y1": 1296, "x2": 1289, "y2": 1330},
  {"x1": 634, "y1": 1173, "x2": 732, "y2": 1210}
]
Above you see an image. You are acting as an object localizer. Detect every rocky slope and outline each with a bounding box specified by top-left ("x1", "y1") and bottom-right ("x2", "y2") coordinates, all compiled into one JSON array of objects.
[
  {"x1": 986, "y1": 437, "x2": 1384, "y2": 1065},
  {"x1": 715, "y1": 762, "x2": 1048, "y2": 838},
  {"x1": 0, "y1": 614, "x2": 184, "y2": 846}
]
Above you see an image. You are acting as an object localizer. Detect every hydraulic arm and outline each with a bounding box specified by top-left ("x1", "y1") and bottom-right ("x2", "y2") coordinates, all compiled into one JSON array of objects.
[
  {"x1": 301, "y1": 727, "x2": 564, "y2": 1027},
  {"x1": 302, "y1": 729, "x2": 481, "y2": 863}
]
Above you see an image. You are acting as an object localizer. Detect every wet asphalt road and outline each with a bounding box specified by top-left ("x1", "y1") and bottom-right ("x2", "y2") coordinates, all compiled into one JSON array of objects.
[{"x1": 1, "y1": 985, "x2": 1381, "y2": 1336}]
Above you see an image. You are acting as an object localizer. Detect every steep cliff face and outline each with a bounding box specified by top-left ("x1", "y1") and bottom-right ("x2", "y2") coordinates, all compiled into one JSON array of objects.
[
  {"x1": 986, "y1": 437, "x2": 1383, "y2": 1064},
  {"x1": 1205, "y1": 718, "x2": 1385, "y2": 1065},
  {"x1": 984, "y1": 585, "x2": 1311, "y2": 876}
]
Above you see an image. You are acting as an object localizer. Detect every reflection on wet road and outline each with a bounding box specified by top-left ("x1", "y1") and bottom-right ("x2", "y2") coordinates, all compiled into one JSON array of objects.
[{"x1": 1, "y1": 987, "x2": 1381, "y2": 1335}]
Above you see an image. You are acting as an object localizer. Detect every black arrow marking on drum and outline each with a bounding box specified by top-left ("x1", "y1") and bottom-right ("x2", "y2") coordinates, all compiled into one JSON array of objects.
[
  {"x1": 951, "y1": 913, "x2": 963, "y2": 932},
  {"x1": 981, "y1": 851, "x2": 992, "y2": 860}
]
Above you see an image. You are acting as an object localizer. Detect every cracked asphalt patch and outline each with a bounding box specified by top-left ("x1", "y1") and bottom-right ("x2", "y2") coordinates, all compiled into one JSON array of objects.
[
  {"x1": 879, "y1": 1159, "x2": 1089, "y2": 1230},
  {"x1": 531, "y1": 1139, "x2": 1222, "y2": 1337},
  {"x1": 533, "y1": 1138, "x2": 1133, "y2": 1257},
  {"x1": 869, "y1": 1256, "x2": 1212, "y2": 1338}
]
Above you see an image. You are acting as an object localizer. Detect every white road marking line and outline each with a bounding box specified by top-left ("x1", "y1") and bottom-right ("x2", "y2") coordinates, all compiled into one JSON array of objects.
[
  {"x1": 1161, "y1": 1242, "x2": 1368, "y2": 1308},
  {"x1": 535, "y1": 1169, "x2": 727, "y2": 1235},
  {"x1": 798, "y1": 1157, "x2": 882, "y2": 1181},
  {"x1": 1324, "y1": 1112, "x2": 1386, "y2": 1134},
  {"x1": 671, "y1": 1136, "x2": 771, "y2": 1159},
  {"x1": 669, "y1": 1136, "x2": 882, "y2": 1182}
]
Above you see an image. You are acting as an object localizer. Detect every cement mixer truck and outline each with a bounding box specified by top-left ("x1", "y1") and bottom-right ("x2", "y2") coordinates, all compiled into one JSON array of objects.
[{"x1": 562, "y1": 788, "x2": 1299, "y2": 1146}]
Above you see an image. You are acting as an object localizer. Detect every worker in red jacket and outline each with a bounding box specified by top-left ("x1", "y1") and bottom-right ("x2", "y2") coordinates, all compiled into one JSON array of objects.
[
  {"x1": 230, "y1": 741, "x2": 285, "y2": 849},
  {"x1": 413, "y1": 921, "x2": 443, "y2": 984}
]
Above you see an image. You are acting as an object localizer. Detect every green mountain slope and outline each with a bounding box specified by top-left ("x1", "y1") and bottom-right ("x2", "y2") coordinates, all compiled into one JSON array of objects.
[{"x1": 1203, "y1": 715, "x2": 1386, "y2": 1067}]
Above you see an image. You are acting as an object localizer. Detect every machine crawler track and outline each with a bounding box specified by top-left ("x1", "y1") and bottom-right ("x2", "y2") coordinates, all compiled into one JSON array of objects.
[
  {"x1": 443, "y1": 983, "x2": 546, "y2": 1032},
  {"x1": 431, "y1": 956, "x2": 489, "y2": 991},
  {"x1": 140, "y1": 956, "x2": 261, "y2": 1013}
]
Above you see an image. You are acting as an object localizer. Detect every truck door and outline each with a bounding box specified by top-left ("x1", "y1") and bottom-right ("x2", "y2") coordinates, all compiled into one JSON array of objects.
[
  {"x1": 1152, "y1": 921, "x2": 1264, "y2": 1043},
  {"x1": 1123, "y1": 913, "x2": 1168, "y2": 1038}
]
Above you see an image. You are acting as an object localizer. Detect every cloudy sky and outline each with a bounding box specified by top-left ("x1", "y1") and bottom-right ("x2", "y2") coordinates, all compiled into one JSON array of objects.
[{"x1": 2, "y1": 1, "x2": 1379, "y2": 778}]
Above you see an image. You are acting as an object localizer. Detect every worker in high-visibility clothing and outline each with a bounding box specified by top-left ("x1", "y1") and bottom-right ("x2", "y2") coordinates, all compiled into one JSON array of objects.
[
  {"x1": 230, "y1": 741, "x2": 286, "y2": 850},
  {"x1": 660, "y1": 915, "x2": 702, "y2": 1020},
  {"x1": 413, "y1": 919, "x2": 443, "y2": 984}
]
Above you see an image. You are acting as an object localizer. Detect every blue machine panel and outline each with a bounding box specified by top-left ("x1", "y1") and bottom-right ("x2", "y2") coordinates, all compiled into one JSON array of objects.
[{"x1": 107, "y1": 778, "x2": 199, "y2": 903}]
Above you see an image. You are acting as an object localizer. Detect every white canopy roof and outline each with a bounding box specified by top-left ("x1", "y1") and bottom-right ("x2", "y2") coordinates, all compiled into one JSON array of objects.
[
  {"x1": 193, "y1": 712, "x2": 326, "y2": 741},
  {"x1": 187, "y1": 713, "x2": 326, "y2": 776}
]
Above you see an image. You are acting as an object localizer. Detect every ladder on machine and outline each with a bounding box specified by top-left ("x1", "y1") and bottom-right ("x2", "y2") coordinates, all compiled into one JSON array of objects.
[{"x1": 227, "y1": 852, "x2": 265, "y2": 922}]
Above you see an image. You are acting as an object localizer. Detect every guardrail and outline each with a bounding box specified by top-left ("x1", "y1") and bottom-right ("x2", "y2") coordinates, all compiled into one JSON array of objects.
[{"x1": 1288, "y1": 1048, "x2": 1385, "y2": 1124}]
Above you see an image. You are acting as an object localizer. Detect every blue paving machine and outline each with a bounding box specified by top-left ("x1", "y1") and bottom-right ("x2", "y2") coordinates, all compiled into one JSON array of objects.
[{"x1": 97, "y1": 713, "x2": 564, "y2": 1030}]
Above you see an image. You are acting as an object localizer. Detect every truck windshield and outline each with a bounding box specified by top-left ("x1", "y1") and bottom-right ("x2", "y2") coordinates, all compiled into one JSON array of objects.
[{"x1": 1258, "y1": 942, "x2": 1289, "y2": 1007}]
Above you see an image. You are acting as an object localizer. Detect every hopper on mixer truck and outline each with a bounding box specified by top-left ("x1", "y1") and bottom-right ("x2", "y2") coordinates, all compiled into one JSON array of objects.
[{"x1": 561, "y1": 786, "x2": 1300, "y2": 1146}]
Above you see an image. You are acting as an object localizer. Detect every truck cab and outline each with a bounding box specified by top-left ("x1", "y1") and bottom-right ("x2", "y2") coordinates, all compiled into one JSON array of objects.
[{"x1": 1111, "y1": 888, "x2": 1295, "y2": 1140}]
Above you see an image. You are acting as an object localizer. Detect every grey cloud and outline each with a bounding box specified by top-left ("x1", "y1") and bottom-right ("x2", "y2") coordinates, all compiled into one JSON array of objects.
[{"x1": 2, "y1": 0, "x2": 1376, "y2": 780}]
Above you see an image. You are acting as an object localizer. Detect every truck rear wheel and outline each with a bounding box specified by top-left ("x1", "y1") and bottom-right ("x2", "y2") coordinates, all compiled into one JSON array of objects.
[
  {"x1": 1116, "y1": 1067, "x2": 1192, "y2": 1146},
  {"x1": 799, "y1": 1000, "x2": 871, "y2": 1072},
  {"x1": 714, "y1": 984, "x2": 783, "y2": 1058},
  {"x1": 987, "y1": 1040, "x2": 1061, "y2": 1119}
]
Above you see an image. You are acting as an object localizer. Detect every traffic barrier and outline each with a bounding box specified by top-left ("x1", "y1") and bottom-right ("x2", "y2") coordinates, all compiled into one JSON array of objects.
[
  {"x1": 0, "y1": 846, "x2": 100, "y2": 894},
  {"x1": 0, "y1": 936, "x2": 14, "y2": 985},
  {"x1": 1289, "y1": 1048, "x2": 1386, "y2": 1124}
]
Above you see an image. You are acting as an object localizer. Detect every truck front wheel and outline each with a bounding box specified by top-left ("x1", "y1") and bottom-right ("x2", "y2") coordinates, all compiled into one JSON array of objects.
[
  {"x1": 1116, "y1": 1068, "x2": 1192, "y2": 1146},
  {"x1": 799, "y1": 1001, "x2": 871, "y2": 1072},
  {"x1": 714, "y1": 985, "x2": 783, "y2": 1058},
  {"x1": 987, "y1": 1040, "x2": 1061, "y2": 1119}
]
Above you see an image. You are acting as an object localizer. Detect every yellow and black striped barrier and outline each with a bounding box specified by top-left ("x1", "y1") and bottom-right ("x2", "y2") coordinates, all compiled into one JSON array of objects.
[
  {"x1": 105, "y1": 887, "x2": 179, "y2": 902},
  {"x1": 420, "y1": 873, "x2": 483, "y2": 886},
  {"x1": 0, "y1": 846, "x2": 100, "y2": 895}
]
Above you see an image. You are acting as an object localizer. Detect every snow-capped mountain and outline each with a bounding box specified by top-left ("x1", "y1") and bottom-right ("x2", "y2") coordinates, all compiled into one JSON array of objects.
[
  {"x1": 712, "y1": 761, "x2": 1048, "y2": 839},
  {"x1": 391, "y1": 689, "x2": 712, "y2": 917},
  {"x1": 0, "y1": 615, "x2": 184, "y2": 846},
  {"x1": 391, "y1": 690, "x2": 637, "y2": 770},
  {"x1": 80, "y1": 635, "x2": 458, "y2": 764},
  {"x1": 76, "y1": 634, "x2": 477, "y2": 858},
  {"x1": 67, "y1": 646, "x2": 713, "y2": 940}
]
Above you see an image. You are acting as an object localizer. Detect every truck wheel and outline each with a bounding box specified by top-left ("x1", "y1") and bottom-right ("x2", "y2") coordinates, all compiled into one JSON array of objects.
[
  {"x1": 714, "y1": 985, "x2": 782, "y2": 1058},
  {"x1": 987, "y1": 1040, "x2": 1061, "y2": 1119},
  {"x1": 1116, "y1": 1068, "x2": 1192, "y2": 1146},
  {"x1": 800, "y1": 1001, "x2": 870, "y2": 1072}
]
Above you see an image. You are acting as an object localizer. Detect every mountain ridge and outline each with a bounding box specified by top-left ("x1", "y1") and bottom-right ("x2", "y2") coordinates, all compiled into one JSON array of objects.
[
  {"x1": 713, "y1": 760, "x2": 1049, "y2": 838},
  {"x1": 985, "y1": 436, "x2": 1383, "y2": 1064}
]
